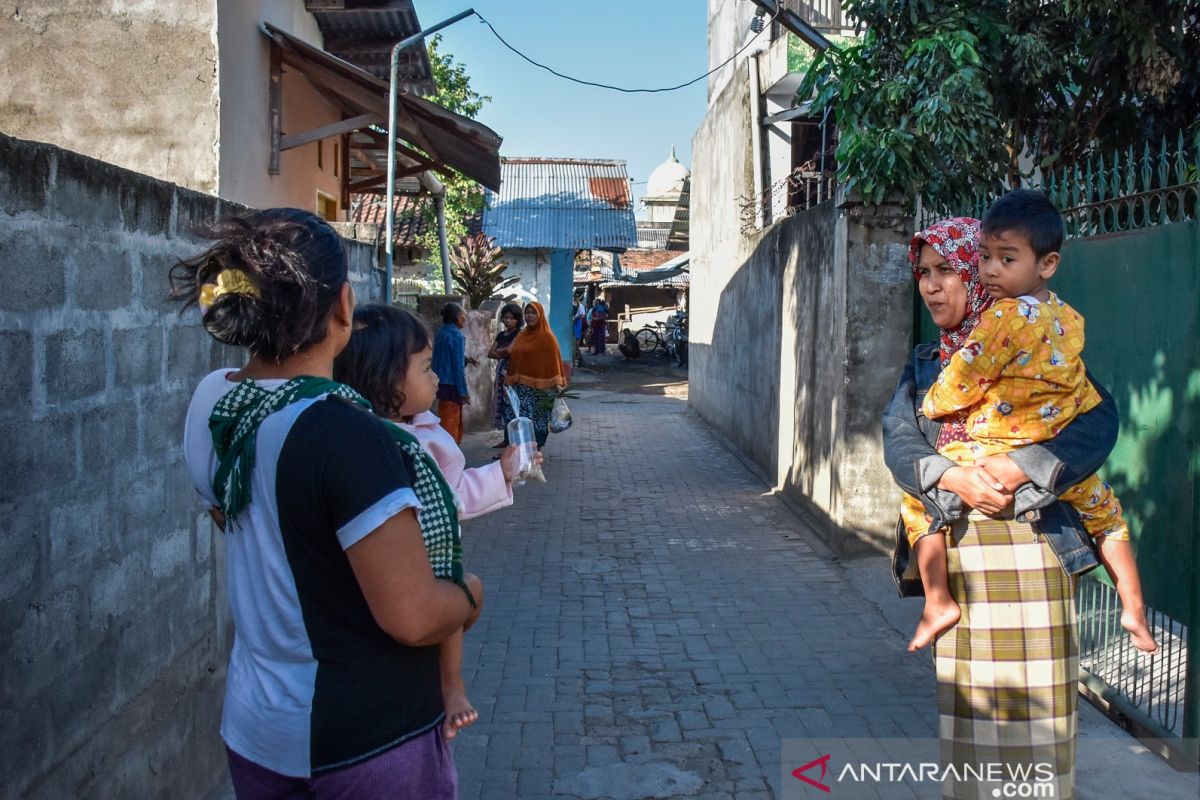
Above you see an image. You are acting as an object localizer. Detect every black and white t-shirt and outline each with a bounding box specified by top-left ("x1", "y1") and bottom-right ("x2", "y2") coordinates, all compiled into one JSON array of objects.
[{"x1": 184, "y1": 369, "x2": 440, "y2": 777}]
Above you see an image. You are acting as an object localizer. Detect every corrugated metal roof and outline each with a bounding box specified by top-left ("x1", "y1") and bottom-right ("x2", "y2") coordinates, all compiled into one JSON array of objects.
[
  {"x1": 483, "y1": 158, "x2": 638, "y2": 250},
  {"x1": 307, "y1": 0, "x2": 434, "y2": 91}
]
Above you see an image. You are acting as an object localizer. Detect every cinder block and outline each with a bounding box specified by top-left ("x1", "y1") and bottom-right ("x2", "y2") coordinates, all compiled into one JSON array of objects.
[
  {"x1": 0, "y1": 135, "x2": 52, "y2": 214},
  {"x1": 139, "y1": 389, "x2": 188, "y2": 460},
  {"x1": 119, "y1": 176, "x2": 173, "y2": 237},
  {"x1": 50, "y1": 494, "x2": 111, "y2": 570},
  {"x1": 9, "y1": 585, "x2": 82, "y2": 687},
  {"x1": 88, "y1": 552, "x2": 146, "y2": 626},
  {"x1": 0, "y1": 231, "x2": 67, "y2": 311},
  {"x1": 137, "y1": 250, "x2": 178, "y2": 310},
  {"x1": 113, "y1": 325, "x2": 164, "y2": 388},
  {"x1": 167, "y1": 324, "x2": 212, "y2": 382},
  {"x1": 150, "y1": 527, "x2": 191, "y2": 579},
  {"x1": 75, "y1": 244, "x2": 133, "y2": 311},
  {"x1": 0, "y1": 330, "x2": 34, "y2": 415},
  {"x1": 48, "y1": 150, "x2": 124, "y2": 230},
  {"x1": 43, "y1": 328, "x2": 106, "y2": 402},
  {"x1": 0, "y1": 509, "x2": 37, "y2": 602},
  {"x1": 80, "y1": 404, "x2": 139, "y2": 476},
  {"x1": 0, "y1": 414, "x2": 76, "y2": 503},
  {"x1": 173, "y1": 188, "x2": 225, "y2": 239}
]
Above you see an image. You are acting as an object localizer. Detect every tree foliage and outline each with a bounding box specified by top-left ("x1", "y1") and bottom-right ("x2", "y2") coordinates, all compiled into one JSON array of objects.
[
  {"x1": 798, "y1": 0, "x2": 1200, "y2": 210},
  {"x1": 417, "y1": 36, "x2": 492, "y2": 272},
  {"x1": 450, "y1": 233, "x2": 518, "y2": 309}
]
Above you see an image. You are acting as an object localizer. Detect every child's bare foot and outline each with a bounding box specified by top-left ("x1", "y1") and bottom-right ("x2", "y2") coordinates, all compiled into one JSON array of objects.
[
  {"x1": 442, "y1": 686, "x2": 478, "y2": 740},
  {"x1": 908, "y1": 600, "x2": 961, "y2": 652},
  {"x1": 1121, "y1": 608, "x2": 1159, "y2": 653}
]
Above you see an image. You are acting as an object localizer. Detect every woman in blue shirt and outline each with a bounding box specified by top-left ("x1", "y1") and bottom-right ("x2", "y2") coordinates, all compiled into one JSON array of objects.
[{"x1": 432, "y1": 303, "x2": 476, "y2": 443}]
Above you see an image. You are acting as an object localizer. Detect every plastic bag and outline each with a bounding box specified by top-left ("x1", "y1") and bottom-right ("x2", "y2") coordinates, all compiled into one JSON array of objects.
[
  {"x1": 505, "y1": 387, "x2": 545, "y2": 484},
  {"x1": 549, "y1": 396, "x2": 572, "y2": 434}
]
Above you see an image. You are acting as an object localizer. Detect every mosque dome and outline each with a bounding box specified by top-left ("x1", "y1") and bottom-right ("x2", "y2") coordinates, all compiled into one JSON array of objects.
[{"x1": 645, "y1": 146, "x2": 690, "y2": 200}]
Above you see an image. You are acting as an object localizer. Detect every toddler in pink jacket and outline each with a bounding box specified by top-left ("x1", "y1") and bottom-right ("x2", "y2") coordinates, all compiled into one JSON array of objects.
[{"x1": 399, "y1": 410, "x2": 514, "y2": 520}]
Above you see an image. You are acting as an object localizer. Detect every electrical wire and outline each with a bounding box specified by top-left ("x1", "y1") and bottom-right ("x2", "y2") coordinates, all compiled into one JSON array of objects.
[{"x1": 471, "y1": 7, "x2": 778, "y2": 94}]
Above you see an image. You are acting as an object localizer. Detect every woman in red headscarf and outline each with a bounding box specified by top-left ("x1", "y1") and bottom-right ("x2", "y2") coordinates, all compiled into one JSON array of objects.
[
  {"x1": 502, "y1": 302, "x2": 566, "y2": 448},
  {"x1": 882, "y1": 217, "x2": 1120, "y2": 800}
]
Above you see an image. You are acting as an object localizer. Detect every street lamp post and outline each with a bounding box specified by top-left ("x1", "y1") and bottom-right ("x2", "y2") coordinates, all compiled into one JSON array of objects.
[{"x1": 385, "y1": 8, "x2": 475, "y2": 303}]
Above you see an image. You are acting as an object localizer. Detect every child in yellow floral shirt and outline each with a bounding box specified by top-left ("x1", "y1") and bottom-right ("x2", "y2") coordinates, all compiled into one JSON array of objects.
[{"x1": 906, "y1": 190, "x2": 1157, "y2": 654}]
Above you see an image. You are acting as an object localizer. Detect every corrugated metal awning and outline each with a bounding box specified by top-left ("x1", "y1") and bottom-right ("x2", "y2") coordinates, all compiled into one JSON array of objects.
[{"x1": 264, "y1": 22, "x2": 502, "y2": 191}]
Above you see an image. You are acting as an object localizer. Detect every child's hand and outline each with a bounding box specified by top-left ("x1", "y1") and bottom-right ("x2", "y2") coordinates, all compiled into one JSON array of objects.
[{"x1": 499, "y1": 446, "x2": 543, "y2": 483}]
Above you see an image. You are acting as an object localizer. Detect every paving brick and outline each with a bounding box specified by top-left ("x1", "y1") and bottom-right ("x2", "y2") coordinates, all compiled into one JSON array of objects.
[{"x1": 448, "y1": 372, "x2": 943, "y2": 797}]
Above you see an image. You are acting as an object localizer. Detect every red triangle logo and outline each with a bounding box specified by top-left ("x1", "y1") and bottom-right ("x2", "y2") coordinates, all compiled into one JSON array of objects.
[{"x1": 791, "y1": 753, "x2": 832, "y2": 793}]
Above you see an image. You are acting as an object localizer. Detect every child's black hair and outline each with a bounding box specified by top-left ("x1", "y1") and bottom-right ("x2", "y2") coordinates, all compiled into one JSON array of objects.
[
  {"x1": 981, "y1": 189, "x2": 1064, "y2": 259},
  {"x1": 499, "y1": 302, "x2": 524, "y2": 327},
  {"x1": 333, "y1": 304, "x2": 431, "y2": 419},
  {"x1": 169, "y1": 208, "x2": 347, "y2": 361},
  {"x1": 441, "y1": 302, "x2": 465, "y2": 324}
]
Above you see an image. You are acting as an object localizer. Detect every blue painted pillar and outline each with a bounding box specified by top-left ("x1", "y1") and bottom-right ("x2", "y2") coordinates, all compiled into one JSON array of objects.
[{"x1": 548, "y1": 249, "x2": 575, "y2": 361}]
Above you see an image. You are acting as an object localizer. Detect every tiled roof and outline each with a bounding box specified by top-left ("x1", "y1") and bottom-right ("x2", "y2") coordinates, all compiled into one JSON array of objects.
[
  {"x1": 483, "y1": 158, "x2": 638, "y2": 250},
  {"x1": 352, "y1": 195, "x2": 431, "y2": 246},
  {"x1": 618, "y1": 248, "x2": 680, "y2": 272}
]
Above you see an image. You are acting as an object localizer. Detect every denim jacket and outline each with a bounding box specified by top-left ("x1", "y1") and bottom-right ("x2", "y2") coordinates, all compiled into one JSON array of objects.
[{"x1": 882, "y1": 342, "x2": 1118, "y2": 595}]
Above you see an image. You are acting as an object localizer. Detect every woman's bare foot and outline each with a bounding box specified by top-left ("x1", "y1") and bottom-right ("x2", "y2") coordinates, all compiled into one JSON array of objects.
[
  {"x1": 908, "y1": 600, "x2": 961, "y2": 652},
  {"x1": 1121, "y1": 608, "x2": 1159, "y2": 653},
  {"x1": 442, "y1": 685, "x2": 478, "y2": 740}
]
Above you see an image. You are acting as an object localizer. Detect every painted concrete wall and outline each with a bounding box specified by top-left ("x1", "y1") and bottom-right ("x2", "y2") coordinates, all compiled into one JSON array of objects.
[
  {"x1": 706, "y1": 0, "x2": 760, "y2": 105},
  {"x1": 216, "y1": 0, "x2": 345, "y2": 215},
  {"x1": 690, "y1": 52, "x2": 915, "y2": 556},
  {"x1": 0, "y1": 135, "x2": 234, "y2": 800},
  {"x1": 503, "y1": 248, "x2": 574, "y2": 359},
  {"x1": 0, "y1": 0, "x2": 221, "y2": 194}
]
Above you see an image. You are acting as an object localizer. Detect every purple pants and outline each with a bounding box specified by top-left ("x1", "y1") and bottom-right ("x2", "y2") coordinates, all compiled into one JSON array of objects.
[{"x1": 226, "y1": 726, "x2": 457, "y2": 800}]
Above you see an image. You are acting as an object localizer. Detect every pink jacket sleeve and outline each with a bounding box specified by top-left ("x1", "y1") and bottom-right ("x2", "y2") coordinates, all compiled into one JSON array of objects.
[{"x1": 412, "y1": 419, "x2": 514, "y2": 522}]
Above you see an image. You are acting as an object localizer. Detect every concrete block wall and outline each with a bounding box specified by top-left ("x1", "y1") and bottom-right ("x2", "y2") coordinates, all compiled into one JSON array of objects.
[
  {"x1": 689, "y1": 65, "x2": 916, "y2": 556},
  {"x1": 0, "y1": 134, "x2": 234, "y2": 800}
]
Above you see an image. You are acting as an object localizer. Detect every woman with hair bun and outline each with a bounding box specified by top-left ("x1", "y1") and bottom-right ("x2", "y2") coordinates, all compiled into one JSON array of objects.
[{"x1": 173, "y1": 208, "x2": 477, "y2": 798}]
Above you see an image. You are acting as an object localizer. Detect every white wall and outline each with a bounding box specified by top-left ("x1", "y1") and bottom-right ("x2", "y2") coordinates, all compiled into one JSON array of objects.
[{"x1": 0, "y1": 0, "x2": 221, "y2": 193}]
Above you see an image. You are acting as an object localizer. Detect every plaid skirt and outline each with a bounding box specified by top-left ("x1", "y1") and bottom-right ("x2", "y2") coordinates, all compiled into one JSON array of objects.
[{"x1": 936, "y1": 513, "x2": 1078, "y2": 800}]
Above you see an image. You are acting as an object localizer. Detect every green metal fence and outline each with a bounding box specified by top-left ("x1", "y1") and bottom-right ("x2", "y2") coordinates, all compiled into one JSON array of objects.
[{"x1": 918, "y1": 132, "x2": 1200, "y2": 766}]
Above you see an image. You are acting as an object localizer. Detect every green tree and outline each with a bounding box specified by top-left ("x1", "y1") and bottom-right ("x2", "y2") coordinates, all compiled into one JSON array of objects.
[
  {"x1": 417, "y1": 36, "x2": 491, "y2": 280},
  {"x1": 798, "y1": 0, "x2": 1200, "y2": 210}
]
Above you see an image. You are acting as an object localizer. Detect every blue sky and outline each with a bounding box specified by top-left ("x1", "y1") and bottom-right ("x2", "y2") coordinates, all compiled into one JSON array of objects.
[{"x1": 412, "y1": 0, "x2": 708, "y2": 213}]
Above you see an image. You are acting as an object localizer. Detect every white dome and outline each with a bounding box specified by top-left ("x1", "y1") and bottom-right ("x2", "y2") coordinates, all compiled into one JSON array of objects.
[{"x1": 645, "y1": 146, "x2": 690, "y2": 200}]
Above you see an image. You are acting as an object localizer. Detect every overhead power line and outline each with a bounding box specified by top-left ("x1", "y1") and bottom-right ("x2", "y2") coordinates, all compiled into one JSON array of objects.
[{"x1": 471, "y1": 8, "x2": 779, "y2": 94}]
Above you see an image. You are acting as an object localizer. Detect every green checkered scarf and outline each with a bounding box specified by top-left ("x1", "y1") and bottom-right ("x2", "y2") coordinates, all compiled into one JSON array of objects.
[
  {"x1": 210, "y1": 376, "x2": 370, "y2": 525},
  {"x1": 383, "y1": 420, "x2": 475, "y2": 607}
]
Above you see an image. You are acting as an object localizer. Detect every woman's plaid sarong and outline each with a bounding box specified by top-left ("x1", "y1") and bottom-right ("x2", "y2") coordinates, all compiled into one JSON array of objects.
[{"x1": 935, "y1": 513, "x2": 1078, "y2": 800}]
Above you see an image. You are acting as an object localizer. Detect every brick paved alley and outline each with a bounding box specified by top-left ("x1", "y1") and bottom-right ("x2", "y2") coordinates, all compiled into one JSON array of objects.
[
  {"x1": 450, "y1": 364, "x2": 1197, "y2": 800},
  {"x1": 453, "y1": 366, "x2": 934, "y2": 800}
]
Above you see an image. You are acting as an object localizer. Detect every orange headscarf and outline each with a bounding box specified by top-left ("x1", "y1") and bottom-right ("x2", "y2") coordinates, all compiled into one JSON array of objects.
[{"x1": 505, "y1": 302, "x2": 566, "y2": 390}]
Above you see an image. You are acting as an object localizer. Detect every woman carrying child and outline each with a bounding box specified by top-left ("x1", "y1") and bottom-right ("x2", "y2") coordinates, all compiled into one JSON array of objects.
[
  {"x1": 882, "y1": 208, "x2": 1141, "y2": 800},
  {"x1": 487, "y1": 303, "x2": 523, "y2": 446},
  {"x1": 335, "y1": 303, "x2": 537, "y2": 742},
  {"x1": 176, "y1": 209, "x2": 477, "y2": 798}
]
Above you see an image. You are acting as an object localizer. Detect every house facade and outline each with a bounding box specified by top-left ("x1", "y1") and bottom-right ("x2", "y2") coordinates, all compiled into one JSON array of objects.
[
  {"x1": 0, "y1": 1, "x2": 498, "y2": 223},
  {"x1": 483, "y1": 157, "x2": 638, "y2": 359}
]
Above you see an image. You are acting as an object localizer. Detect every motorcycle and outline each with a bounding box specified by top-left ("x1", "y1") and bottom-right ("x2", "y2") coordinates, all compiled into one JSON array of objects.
[{"x1": 665, "y1": 309, "x2": 688, "y2": 368}]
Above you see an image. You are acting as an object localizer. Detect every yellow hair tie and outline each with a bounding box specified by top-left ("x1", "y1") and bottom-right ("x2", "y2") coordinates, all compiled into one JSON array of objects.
[{"x1": 199, "y1": 269, "x2": 261, "y2": 311}]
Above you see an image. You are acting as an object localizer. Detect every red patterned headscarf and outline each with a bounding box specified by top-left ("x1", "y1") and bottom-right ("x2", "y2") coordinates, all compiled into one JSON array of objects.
[{"x1": 908, "y1": 217, "x2": 990, "y2": 366}]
